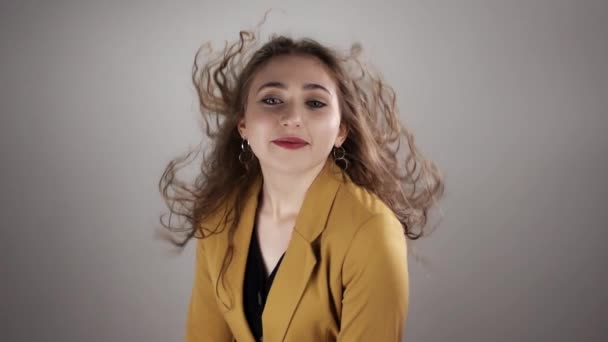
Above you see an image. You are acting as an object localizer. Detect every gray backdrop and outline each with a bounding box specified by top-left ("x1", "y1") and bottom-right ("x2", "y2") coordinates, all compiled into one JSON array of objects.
[{"x1": 2, "y1": 0, "x2": 607, "y2": 341}]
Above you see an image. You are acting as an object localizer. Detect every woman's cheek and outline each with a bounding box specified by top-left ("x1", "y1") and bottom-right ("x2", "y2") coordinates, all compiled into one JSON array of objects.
[{"x1": 250, "y1": 110, "x2": 276, "y2": 126}]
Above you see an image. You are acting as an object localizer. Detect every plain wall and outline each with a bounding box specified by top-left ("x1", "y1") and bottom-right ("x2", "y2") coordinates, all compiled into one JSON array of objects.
[{"x1": 1, "y1": 0, "x2": 607, "y2": 341}]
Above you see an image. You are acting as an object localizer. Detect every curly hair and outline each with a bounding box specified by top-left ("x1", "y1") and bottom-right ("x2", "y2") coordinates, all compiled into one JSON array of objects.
[{"x1": 158, "y1": 13, "x2": 445, "y2": 309}]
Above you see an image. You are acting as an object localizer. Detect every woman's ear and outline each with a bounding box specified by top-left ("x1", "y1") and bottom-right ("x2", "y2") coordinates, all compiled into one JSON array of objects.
[
  {"x1": 237, "y1": 118, "x2": 247, "y2": 139},
  {"x1": 335, "y1": 122, "x2": 348, "y2": 147}
]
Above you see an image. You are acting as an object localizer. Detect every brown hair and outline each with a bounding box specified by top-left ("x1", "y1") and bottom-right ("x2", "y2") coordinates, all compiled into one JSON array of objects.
[{"x1": 158, "y1": 15, "x2": 444, "y2": 309}]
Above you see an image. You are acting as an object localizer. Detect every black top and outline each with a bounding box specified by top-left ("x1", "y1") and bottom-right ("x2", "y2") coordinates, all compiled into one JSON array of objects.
[{"x1": 243, "y1": 224, "x2": 285, "y2": 342}]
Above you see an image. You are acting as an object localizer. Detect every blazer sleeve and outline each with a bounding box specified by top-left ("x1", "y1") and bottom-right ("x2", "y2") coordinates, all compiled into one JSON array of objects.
[
  {"x1": 337, "y1": 213, "x2": 409, "y2": 341},
  {"x1": 184, "y1": 239, "x2": 234, "y2": 342}
]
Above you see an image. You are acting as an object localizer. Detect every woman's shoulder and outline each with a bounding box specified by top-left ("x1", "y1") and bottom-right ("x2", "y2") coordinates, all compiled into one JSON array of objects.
[
  {"x1": 195, "y1": 201, "x2": 236, "y2": 247},
  {"x1": 320, "y1": 178, "x2": 405, "y2": 263},
  {"x1": 331, "y1": 179, "x2": 401, "y2": 233}
]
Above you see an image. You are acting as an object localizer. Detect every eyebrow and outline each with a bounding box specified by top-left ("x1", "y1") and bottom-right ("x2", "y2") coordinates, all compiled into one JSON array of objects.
[{"x1": 256, "y1": 81, "x2": 331, "y2": 95}]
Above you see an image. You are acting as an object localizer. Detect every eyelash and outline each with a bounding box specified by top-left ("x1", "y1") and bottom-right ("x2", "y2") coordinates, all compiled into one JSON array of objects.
[{"x1": 260, "y1": 97, "x2": 327, "y2": 109}]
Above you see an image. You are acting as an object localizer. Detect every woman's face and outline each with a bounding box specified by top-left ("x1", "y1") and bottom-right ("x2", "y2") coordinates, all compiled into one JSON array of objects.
[{"x1": 238, "y1": 54, "x2": 347, "y2": 174}]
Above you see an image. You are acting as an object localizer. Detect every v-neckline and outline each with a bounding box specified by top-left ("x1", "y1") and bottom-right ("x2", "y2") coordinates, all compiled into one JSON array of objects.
[{"x1": 253, "y1": 223, "x2": 285, "y2": 280}]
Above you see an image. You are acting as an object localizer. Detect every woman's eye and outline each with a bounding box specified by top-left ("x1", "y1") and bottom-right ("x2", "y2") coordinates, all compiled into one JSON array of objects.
[
  {"x1": 307, "y1": 100, "x2": 326, "y2": 108},
  {"x1": 260, "y1": 98, "x2": 326, "y2": 108},
  {"x1": 261, "y1": 97, "x2": 282, "y2": 105}
]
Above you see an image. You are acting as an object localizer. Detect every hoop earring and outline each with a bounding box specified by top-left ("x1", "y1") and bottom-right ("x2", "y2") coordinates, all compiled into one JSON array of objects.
[
  {"x1": 332, "y1": 145, "x2": 349, "y2": 171},
  {"x1": 238, "y1": 138, "x2": 254, "y2": 169}
]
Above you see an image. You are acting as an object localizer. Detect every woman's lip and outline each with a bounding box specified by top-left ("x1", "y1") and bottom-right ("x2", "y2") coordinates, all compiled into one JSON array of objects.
[
  {"x1": 272, "y1": 141, "x2": 308, "y2": 150},
  {"x1": 273, "y1": 137, "x2": 308, "y2": 144}
]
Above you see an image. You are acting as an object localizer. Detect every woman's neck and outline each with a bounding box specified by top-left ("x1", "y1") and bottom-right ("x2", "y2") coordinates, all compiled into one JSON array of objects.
[{"x1": 258, "y1": 160, "x2": 326, "y2": 223}]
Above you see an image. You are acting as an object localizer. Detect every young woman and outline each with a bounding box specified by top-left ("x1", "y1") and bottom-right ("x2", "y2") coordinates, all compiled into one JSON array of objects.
[{"x1": 159, "y1": 25, "x2": 444, "y2": 342}]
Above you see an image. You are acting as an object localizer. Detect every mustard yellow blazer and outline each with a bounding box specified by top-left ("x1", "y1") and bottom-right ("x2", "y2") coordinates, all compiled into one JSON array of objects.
[{"x1": 185, "y1": 159, "x2": 409, "y2": 341}]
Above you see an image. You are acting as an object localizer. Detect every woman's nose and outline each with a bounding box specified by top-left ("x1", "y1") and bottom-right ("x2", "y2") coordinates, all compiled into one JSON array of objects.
[{"x1": 279, "y1": 105, "x2": 302, "y2": 127}]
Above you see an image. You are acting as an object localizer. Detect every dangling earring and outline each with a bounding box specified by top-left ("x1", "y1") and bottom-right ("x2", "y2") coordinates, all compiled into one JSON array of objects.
[
  {"x1": 332, "y1": 145, "x2": 349, "y2": 171},
  {"x1": 238, "y1": 138, "x2": 254, "y2": 170}
]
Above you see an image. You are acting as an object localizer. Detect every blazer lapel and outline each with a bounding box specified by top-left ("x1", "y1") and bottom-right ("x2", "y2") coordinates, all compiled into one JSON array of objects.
[
  {"x1": 217, "y1": 159, "x2": 346, "y2": 342},
  {"x1": 262, "y1": 159, "x2": 345, "y2": 341},
  {"x1": 219, "y1": 176, "x2": 262, "y2": 342}
]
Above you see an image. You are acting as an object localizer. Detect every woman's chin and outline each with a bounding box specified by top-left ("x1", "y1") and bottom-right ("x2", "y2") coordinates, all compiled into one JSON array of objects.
[{"x1": 258, "y1": 157, "x2": 326, "y2": 175}]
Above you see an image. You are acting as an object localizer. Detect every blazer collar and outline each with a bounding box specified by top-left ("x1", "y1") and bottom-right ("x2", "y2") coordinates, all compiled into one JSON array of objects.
[{"x1": 219, "y1": 158, "x2": 346, "y2": 342}]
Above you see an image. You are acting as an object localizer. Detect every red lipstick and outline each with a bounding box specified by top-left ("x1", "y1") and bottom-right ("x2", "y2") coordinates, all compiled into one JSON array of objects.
[{"x1": 272, "y1": 137, "x2": 309, "y2": 150}]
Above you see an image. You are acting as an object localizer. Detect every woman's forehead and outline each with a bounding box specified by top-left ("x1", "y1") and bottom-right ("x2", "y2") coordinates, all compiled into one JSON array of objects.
[{"x1": 250, "y1": 55, "x2": 336, "y2": 91}]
